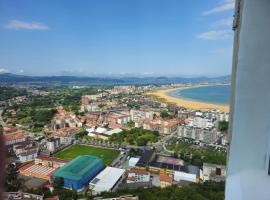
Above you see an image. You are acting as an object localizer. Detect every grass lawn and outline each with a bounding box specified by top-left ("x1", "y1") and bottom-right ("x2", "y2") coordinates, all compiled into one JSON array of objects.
[{"x1": 54, "y1": 145, "x2": 119, "y2": 165}]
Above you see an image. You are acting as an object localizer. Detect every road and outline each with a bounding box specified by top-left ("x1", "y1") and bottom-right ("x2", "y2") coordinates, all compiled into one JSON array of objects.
[{"x1": 153, "y1": 130, "x2": 178, "y2": 152}]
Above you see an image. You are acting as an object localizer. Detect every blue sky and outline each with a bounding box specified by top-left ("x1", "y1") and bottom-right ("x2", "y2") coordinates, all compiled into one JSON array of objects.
[{"x1": 0, "y1": 0, "x2": 235, "y2": 77}]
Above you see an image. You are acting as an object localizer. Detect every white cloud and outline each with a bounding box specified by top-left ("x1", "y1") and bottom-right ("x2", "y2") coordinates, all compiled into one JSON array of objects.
[
  {"x1": 202, "y1": 1, "x2": 235, "y2": 15},
  {"x1": 4, "y1": 20, "x2": 50, "y2": 30},
  {"x1": 0, "y1": 68, "x2": 9, "y2": 73},
  {"x1": 212, "y1": 17, "x2": 233, "y2": 27},
  {"x1": 18, "y1": 69, "x2": 24, "y2": 73},
  {"x1": 196, "y1": 30, "x2": 232, "y2": 40}
]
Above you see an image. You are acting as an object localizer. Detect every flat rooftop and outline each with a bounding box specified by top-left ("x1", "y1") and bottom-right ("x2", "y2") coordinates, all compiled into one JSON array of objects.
[
  {"x1": 90, "y1": 167, "x2": 125, "y2": 193},
  {"x1": 149, "y1": 155, "x2": 185, "y2": 171}
]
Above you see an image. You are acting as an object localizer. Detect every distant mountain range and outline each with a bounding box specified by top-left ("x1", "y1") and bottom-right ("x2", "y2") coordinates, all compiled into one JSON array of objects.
[{"x1": 0, "y1": 73, "x2": 231, "y2": 85}]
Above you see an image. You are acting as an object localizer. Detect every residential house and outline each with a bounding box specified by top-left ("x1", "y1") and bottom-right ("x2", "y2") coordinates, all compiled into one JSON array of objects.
[{"x1": 160, "y1": 175, "x2": 173, "y2": 188}]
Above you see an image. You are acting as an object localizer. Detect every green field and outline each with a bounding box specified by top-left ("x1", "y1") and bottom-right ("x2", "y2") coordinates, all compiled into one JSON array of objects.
[{"x1": 54, "y1": 145, "x2": 119, "y2": 165}]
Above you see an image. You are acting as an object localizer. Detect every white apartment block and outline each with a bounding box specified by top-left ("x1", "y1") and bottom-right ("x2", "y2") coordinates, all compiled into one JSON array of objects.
[
  {"x1": 178, "y1": 125, "x2": 218, "y2": 143},
  {"x1": 188, "y1": 117, "x2": 214, "y2": 129},
  {"x1": 130, "y1": 109, "x2": 154, "y2": 121}
]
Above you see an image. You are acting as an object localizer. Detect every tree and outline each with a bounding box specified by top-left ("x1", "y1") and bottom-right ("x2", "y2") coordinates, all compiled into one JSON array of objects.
[
  {"x1": 75, "y1": 129, "x2": 88, "y2": 139},
  {"x1": 136, "y1": 137, "x2": 148, "y2": 146},
  {"x1": 160, "y1": 111, "x2": 170, "y2": 119},
  {"x1": 52, "y1": 177, "x2": 64, "y2": 190},
  {"x1": 153, "y1": 131, "x2": 160, "y2": 137},
  {"x1": 92, "y1": 181, "x2": 225, "y2": 200},
  {"x1": 218, "y1": 121, "x2": 229, "y2": 132},
  {"x1": 5, "y1": 163, "x2": 22, "y2": 192},
  {"x1": 53, "y1": 188, "x2": 78, "y2": 200},
  {"x1": 98, "y1": 103, "x2": 106, "y2": 110}
]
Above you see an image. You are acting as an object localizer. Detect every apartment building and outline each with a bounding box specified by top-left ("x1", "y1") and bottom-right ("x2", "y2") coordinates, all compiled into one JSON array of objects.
[
  {"x1": 130, "y1": 109, "x2": 154, "y2": 121},
  {"x1": 4, "y1": 131, "x2": 28, "y2": 146},
  {"x1": 46, "y1": 137, "x2": 60, "y2": 152},
  {"x1": 51, "y1": 107, "x2": 82, "y2": 130},
  {"x1": 178, "y1": 125, "x2": 218, "y2": 143},
  {"x1": 127, "y1": 168, "x2": 151, "y2": 183},
  {"x1": 106, "y1": 111, "x2": 131, "y2": 125},
  {"x1": 136, "y1": 118, "x2": 179, "y2": 135}
]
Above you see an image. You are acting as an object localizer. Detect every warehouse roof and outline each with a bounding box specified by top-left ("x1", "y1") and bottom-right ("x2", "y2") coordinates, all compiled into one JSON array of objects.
[
  {"x1": 53, "y1": 155, "x2": 103, "y2": 181},
  {"x1": 105, "y1": 128, "x2": 122, "y2": 136},
  {"x1": 136, "y1": 149, "x2": 155, "y2": 167},
  {"x1": 89, "y1": 167, "x2": 125, "y2": 193}
]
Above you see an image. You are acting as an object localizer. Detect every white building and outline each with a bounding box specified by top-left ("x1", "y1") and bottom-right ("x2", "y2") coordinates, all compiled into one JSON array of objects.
[
  {"x1": 60, "y1": 135, "x2": 73, "y2": 145},
  {"x1": 128, "y1": 157, "x2": 140, "y2": 167},
  {"x1": 17, "y1": 149, "x2": 38, "y2": 162},
  {"x1": 174, "y1": 171, "x2": 197, "y2": 183},
  {"x1": 46, "y1": 137, "x2": 60, "y2": 152},
  {"x1": 225, "y1": 1, "x2": 270, "y2": 199},
  {"x1": 111, "y1": 85, "x2": 136, "y2": 94},
  {"x1": 105, "y1": 128, "x2": 123, "y2": 136},
  {"x1": 188, "y1": 117, "x2": 214, "y2": 129},
  {"x1": 130, "y1": 109, "x2": 154, "y2": 121},
  {"x1": 89, "y1": 167, "x2": 125, "y2": 195},
  {"x1": 178, "y1": 125, "x2": 218, "y2": 143},
  {"x1": 217, "y1": 112, "x2": 229, "y2": 122}
]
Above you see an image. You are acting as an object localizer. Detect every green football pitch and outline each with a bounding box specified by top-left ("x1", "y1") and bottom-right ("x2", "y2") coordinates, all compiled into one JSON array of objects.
[{"x1": 54, "y1": 145, "x2": 119, "y2": 165}]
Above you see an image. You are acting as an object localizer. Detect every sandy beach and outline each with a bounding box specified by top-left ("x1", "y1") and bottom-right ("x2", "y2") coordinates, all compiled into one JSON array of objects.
[{"x1": 147, "y1": 86, "x2": 230, "y2": 113}]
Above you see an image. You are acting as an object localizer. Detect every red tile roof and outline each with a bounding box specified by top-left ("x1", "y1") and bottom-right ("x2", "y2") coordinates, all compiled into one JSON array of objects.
[
  {"x1": 129, "y1": 168, "x2": 150, "y2": 175},
  {"x1": 4, "y1": 131, "x2": 27, "y2": 142},
  {"x1": 160, "y1": 175, "x2": 173, "y2": 183}
]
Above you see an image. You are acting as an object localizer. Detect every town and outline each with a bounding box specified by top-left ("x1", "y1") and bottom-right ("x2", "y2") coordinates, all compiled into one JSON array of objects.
[{"x1": 0, "y1": 83, "x2": 228, "y2": 200}]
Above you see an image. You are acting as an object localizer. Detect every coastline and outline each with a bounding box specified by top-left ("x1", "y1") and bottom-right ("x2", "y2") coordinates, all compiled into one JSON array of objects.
[{"x1": 146, "y1": 85, "x2": 230, "y2": 113}]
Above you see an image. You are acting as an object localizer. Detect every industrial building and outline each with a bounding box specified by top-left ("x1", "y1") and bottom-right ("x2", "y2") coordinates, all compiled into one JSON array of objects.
[
  {"x1": 174, "y1": 171, "x2": 197, "y2": 183},
  {"x1": 149, "y1": 155, "x2": 185, "y2": 177},
  {"x1": 128, "y1": 157, "x2": 140, "y2": 167},
  {"x1": 89, "y1": 167, "x2": 125, "y2": 195},
  {"x1": 136, "y1": 150, "x2": 185, "y2": 177},
  {"x1": 53, "y1": 155, "x2": 104, "y2": 191},
  {"x1": 136, "y1": 149, "x2": 155, "y2": 168}
]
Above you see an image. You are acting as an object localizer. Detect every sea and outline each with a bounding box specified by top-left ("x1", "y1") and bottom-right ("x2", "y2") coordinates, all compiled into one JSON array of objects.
[{"x1": 168, "y1": 85, "x2": 230, "y2": 105}]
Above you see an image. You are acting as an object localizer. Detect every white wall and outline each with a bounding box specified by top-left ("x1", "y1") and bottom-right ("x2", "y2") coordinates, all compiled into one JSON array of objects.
[{"x1": 226, "y1": 0, "x2": 270, "y2": 199}]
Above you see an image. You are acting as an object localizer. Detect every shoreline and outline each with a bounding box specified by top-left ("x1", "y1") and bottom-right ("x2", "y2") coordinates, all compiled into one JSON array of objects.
[{"x1": 146, "y1": 85, "x2": 230, "y2": 113}]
